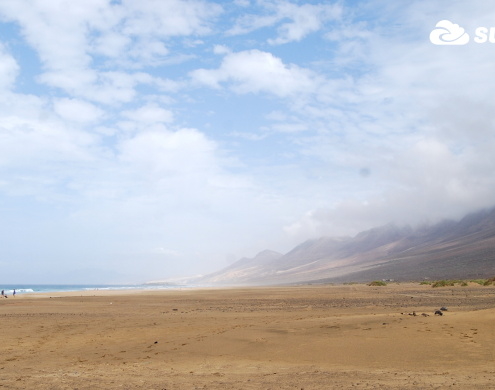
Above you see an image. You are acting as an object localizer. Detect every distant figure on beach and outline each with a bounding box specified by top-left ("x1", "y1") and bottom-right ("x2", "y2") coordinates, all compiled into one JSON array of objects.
[
  {"x1": 13, "y1": 289, "x2": 16, "y2": 297},
  {"x1": 1, "y1": 290, "x2": 3, "y2": 297}
]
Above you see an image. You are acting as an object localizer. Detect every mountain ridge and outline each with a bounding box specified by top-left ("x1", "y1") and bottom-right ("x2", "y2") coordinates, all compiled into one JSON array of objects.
[{"x1": 198, "y1": 207, "x2": 495, "y2": 285}]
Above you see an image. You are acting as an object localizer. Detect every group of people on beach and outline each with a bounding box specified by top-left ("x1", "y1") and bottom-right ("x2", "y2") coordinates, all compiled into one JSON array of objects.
[{"x1": 1, "y1": 289, "x2": 15, "y2": 298}]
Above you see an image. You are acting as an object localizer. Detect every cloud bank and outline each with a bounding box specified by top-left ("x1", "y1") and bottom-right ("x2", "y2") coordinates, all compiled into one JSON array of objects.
[{"x1": 1, "y1": 0, "x2": 495, "y2": 283}]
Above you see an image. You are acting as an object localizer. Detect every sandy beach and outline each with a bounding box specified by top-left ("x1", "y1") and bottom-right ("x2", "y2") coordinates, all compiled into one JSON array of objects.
[{"x1": 1, "y1": 283, "x2": 494, "y2": 389}]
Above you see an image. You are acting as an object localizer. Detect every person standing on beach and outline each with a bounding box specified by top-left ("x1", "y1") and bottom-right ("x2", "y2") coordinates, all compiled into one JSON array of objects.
[
  {"x1": 13, "y1": 289, "x2": 16, "y2": 297},
  {"x1": 1, "y1": 290, "x2": 3, "y2": 297}
]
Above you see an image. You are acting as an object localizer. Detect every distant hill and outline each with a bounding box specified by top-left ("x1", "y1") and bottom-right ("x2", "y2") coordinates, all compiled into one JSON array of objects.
[
  {"x1": 198, "y1": 207, "x2": 495, "y2": 285},
  {"x1": 201, "y1": 250, "x2": 283, "y2": 284}
]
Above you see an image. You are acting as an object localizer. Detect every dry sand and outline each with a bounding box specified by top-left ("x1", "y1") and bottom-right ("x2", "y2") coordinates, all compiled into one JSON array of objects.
[{"x1": 1, "y1": 283, "x2": 494, "y2": 389}]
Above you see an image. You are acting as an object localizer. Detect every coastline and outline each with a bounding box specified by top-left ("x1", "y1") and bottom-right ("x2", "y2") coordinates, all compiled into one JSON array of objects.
[{"x1": 0, "y1": 283, "x2": 198, "y2": 297}]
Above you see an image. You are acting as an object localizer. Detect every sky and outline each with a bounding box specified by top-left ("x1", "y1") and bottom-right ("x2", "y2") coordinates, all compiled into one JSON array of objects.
[{"x1": 1, "y1": 0, "x2": 495, "y2": 284}]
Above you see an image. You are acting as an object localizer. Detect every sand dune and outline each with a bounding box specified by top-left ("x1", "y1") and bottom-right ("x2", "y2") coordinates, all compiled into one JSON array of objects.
[{"x1": 1, "y1": 283, "x2": 494, "y2": 389}]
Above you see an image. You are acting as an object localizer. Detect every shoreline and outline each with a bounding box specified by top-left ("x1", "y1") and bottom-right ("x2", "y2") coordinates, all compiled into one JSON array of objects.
[
  {"x1": 0, "y1": 283, "x2": 202, "y2": 297},
  {"x1": 3, "y1": 279, "x2": 494, "y2": 298}
]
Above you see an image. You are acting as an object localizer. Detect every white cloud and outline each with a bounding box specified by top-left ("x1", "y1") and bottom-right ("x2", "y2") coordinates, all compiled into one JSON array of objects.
[
  {"x1": 93, "y1": 32, "x2": 132, "y2": 58},
  {"x1": 213, "y1": 44, "x2": 231, "y2": 55},
  {"x1": 128, "y1": 40, "x2": 169, "y2": 63},
  {"x1": 190, "y1": 49, "x2": 318, "y2": 97},
  {"x1": 227, "y1": 13, "x2": 279, "y2": 36},
  {"x1": 0, "y1": 42, "x2": 19, "y2": 90},
  {"x1": 120, "y1": 0, "x2": 222, "y2": 37},
  {"x1": 0, "y1": 114, "x2": 98, "y2": 198},
  {"x1": 229, "y1": 1, "x2": 342, "y2": 44},
  {"x1": 233, "y1": 0, "x2": 250, "y2": 7},
  {"x1": 39, "y1": 70, "x2": 156, "y2": 105},
  {"x1": 118, "y1": 128, "x2": 218, "y2": 176},
  {"x1": 0, "y1": 1, "x2": 95, "y2": 71},
  {"x1": 269, "y1": 2, "x2": 495, "y2": 243},
  {"x1": 0, "y1": 0, "x2": 221, "y2": 104},
  {"x1": 122, "y1": 103, "x2": 174, "y2": 124},
  {"x1": 268, "y1": 2, "x2": 342, "y2": 44},
  {"x1": 53, "y1": 98, "x2": 105, "y2": 123}
]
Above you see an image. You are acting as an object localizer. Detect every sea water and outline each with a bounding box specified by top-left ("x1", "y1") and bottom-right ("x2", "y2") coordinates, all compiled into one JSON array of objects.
[{"x1": 0, "y1": 283, "x2": 190, "y2": 295}]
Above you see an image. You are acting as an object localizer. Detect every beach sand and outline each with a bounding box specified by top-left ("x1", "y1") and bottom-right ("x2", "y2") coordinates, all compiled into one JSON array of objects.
[{"x1": 1, "y1": 283, "x2": 494, "y2": 389}]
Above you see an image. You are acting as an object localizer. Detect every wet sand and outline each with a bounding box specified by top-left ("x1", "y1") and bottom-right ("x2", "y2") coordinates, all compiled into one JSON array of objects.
[{"x1": 1, "y1": 283, "x2": 494, "y2": 389}]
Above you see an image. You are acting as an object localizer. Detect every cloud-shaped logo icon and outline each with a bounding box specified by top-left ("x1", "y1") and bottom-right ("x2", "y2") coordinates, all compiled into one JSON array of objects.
[{"x1": 430, "y1": 20, "x2": 469, "y2": 45}]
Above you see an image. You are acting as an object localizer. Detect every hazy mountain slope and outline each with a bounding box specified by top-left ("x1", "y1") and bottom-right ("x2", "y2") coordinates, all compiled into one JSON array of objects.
[
  {"x1": 334, "y1": 209, "x2": 495, "y2": 283},
  {"x1": 201, "y1": 250, "x2": 283, "y2": 284},
  {"x1": 199, "y1": 207, "x2": 495, "y2": 285}
]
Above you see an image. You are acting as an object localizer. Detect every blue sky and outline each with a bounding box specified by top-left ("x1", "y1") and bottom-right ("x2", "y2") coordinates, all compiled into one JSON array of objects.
[{"x1": 1, "y1": 0, "x2": 495, "y2": 284}]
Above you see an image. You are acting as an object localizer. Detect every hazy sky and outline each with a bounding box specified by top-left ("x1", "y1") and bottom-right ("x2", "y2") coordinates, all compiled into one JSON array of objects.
[{"x1": 1, "y1": 0, "x2": 494, "y2": 284}]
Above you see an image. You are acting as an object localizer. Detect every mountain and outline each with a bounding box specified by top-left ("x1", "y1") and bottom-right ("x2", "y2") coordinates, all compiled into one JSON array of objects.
[
  {"x1": 201, "y1": 250, "x2": 283, "y2": 284},
  {"x1": 199, "y1": 207, "x2": 495, "y2": 285}
]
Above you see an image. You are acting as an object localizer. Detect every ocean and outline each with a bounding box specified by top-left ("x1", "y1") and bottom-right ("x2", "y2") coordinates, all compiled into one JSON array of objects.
[{"x1": 0, "y1": 283, "x2": 190, "y2": 295}]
